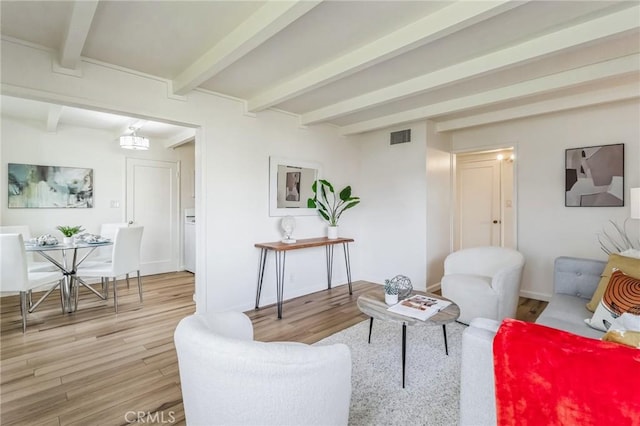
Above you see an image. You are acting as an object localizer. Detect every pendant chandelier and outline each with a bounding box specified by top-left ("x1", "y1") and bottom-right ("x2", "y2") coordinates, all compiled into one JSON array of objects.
[{"x1": 119, "y1": 128, "x2": 149, "y2": 150}]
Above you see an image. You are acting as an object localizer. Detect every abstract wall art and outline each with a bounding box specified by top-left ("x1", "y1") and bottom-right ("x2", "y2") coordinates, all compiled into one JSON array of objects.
[
  {"x1": 565, "y1": 143, "x2": 624, "y2": 207},
  {"x1": 8, "y1": 163, "x2": 93, "y2": 208}
]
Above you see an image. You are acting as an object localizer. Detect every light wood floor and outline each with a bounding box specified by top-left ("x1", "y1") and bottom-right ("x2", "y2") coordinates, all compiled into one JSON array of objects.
[{"x1": 1, "y1": 273, "x2": 547, "y2": 425}]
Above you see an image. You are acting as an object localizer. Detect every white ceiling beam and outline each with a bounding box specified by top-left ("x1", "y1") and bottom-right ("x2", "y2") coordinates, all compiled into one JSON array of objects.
[
  {"x1": 247, "y1": 0, "x2": 524, "y2": 113},
  {"x1": 304, "y1": 4, "x2": 640, "y2": 126},
  {"x1": 58, "y1": 0, "x2": 99, "y2": 69},
  {"x1": 46, "y1": 105, "x2": 64, "y2": 133},
  {"x1": 339, "y1": 54, "x2": 640, "y2": 135},
  {"x1": 172, "y1": 0, "x2": 322, "y2": 96},
  {"x1": 435, "y1": 82, "x2": 640, "y2": 132}
]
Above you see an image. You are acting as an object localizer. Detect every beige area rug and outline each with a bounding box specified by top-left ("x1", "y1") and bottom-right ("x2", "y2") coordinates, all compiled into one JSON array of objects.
[{"x1": 316, "y1": 318, "x2": 466, "y2": 426}]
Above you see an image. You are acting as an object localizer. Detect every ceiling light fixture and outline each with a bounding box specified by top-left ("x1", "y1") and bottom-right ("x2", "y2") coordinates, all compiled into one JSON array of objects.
[{"x1": 119, "y1": 128, "x2": 149, "y2": 150}]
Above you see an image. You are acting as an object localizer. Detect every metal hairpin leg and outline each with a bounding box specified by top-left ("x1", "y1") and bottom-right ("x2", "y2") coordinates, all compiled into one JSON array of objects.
[
  {"x1": 254, "y1": 248, "x2": 268, "y2": 309},
  {"x1": 368, "y1": 317, "x2": 374, "y2": 343},
  {"x1": 253, "y1": 248, "x2": 287, "y2": 319},
  {"x1": 274, "y1": 251, "x2": 286, "y2": 319},
  {"x1": 325, "y1": 245, "x2": 334, "y2": 289},
  {"x1": 343, "y1": 242, "x2": 352, "y2": 294},
  {"x1": 325, "y1": 243, "x2": 353, "y2": 293}
]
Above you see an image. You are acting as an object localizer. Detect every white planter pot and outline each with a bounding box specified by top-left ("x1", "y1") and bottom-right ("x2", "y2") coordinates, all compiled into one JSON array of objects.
[
  {"x1": 63, "y1": 237, "x2": 73, "y2": 245},
  {"x1": 385, "y1": 293, "x2": 398, "y2": 305},
  {"x1": 327, "y1": 225, "x2": 339, "y2": 239}
]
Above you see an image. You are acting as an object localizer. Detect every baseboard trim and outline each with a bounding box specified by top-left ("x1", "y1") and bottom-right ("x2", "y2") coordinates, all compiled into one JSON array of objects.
[
  {"x1": 427, "y1": 282, "x2": 441, "y2": 293},
  {"x1": 519, "y1": 290, "x2": 551, "y2": 302}
]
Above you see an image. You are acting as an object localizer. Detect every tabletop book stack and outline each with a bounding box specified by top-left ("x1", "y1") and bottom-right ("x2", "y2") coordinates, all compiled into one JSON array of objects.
[{"x1": 387, "y1": 294, "x2": 451, "y2": 321}]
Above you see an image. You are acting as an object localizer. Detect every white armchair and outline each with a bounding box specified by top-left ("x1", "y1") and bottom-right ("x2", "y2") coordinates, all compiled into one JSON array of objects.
[
  {"x1": 174, "y1": 312, "x2": 352, "y2": 426},
  {"x1": 440, "y1": 246, "x2": 525, "y2": 324}
]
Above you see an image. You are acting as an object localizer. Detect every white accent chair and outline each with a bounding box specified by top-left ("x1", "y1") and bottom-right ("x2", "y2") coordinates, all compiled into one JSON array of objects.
[
  {"x1": 0, "y1": 225, "x2": 56, "y2": 272},
  {"x1": 76, "y1": 226, "x2": 143, "y2": 312},
  {"x1": 174, "y1": 311, "x2": 352, "y2": 426},
  {"x1": 0, "y1": 233, "x2": 64, "y2": 332},
  {"x1": 440, "y1": 246, "x2": 525, "y2": 324}
]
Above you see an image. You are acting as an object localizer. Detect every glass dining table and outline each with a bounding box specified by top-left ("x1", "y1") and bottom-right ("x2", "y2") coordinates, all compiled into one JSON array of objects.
[{"x1": 25, "y1": 240, "x2": 113, "y2": 313}]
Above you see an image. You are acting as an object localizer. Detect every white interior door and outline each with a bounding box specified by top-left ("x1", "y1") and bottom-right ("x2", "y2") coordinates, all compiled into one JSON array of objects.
[
  {"x1": 457, "y1": 158, "x2": 501, "y2": 249},
  {"x1": 126, "y1": 158, "x2": 180, "y2": 275}
]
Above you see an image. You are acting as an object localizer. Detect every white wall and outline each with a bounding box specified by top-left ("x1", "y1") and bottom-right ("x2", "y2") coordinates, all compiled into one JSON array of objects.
[
  {"x1": 0, "y1": 39, "x2": 360, "y2": 313},
  {"x1": 174, "y1": 142, "x2": 195, "y2": 214},
  {"x1": 425, "y1": 120, "x2": 453, "y2": 290},
  {"x1": 200, "y1": 107, "x2": 360, "y2": 311},
  {"x1": 1, "y1": 117, "x2": 189, "y2": 237},
  {"x1": 352, "y1": 123, "x2": 428, "y2": 289},
  {"x1": 451, "y1": 100, "x2": 640, "y2": 300}
]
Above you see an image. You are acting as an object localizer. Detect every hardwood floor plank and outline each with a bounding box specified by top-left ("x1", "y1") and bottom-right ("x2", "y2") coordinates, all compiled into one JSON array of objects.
[
  {"x1": 1, "y1": 273, "x2": 546, "y2": 425},
  {"x1": 1, "y1": 377, "x2": 62, "y2": 403}
]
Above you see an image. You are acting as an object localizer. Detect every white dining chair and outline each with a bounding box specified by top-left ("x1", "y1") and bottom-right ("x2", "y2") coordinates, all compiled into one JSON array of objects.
[
  {"x1": 76, "y1": 226, "x2": 144, "y2": 313},
  {"x1": 0, "y1": 233, "x2": 64, "y2": 332},
  {"x1": 90, "y1": 222, "x2": 128, "y2": 261},
  {"x1": 82, "y1": 222, "x2": 131, "y2": 292},
  {"x1": 0, "y1": 225, "x2": 57, "y2": 272}
]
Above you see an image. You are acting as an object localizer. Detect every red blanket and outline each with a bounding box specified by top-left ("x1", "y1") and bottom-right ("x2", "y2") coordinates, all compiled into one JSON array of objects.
[{"x1": 493, "y1": 319, "x2": 640, "y2": 426}]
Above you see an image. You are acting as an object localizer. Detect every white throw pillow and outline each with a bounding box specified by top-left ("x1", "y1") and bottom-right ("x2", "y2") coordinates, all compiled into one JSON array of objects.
[{"x1": 620, "y1": 248, "x2": 640, "y2": 259}]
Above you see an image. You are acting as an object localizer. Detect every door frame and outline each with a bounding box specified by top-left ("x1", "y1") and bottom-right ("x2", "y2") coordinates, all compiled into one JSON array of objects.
[{"x1": 451, "y1": 144, "x2": 519, "y2": 250}]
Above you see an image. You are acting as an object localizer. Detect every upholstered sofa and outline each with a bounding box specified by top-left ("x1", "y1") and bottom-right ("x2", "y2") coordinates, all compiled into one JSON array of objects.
[{"x1": 459, "y1": 256, "x2": 608, "y2": 426}]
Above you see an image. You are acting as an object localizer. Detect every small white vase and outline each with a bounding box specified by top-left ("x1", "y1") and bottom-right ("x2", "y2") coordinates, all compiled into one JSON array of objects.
[
  {"x1": 63, "y1": 237, "x2": 73, "y2": 245},
  {"x1": 327, "y1": 225, "x2": 339, "y2": 239},
  {"x1": 385, "y1": 293, "x2": 398, "y2": 305}
]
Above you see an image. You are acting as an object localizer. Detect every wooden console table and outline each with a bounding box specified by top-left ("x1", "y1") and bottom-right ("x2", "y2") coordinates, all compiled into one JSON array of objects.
[{"x1": 254, "y1": 237, "x2": 354, "y2": 319}]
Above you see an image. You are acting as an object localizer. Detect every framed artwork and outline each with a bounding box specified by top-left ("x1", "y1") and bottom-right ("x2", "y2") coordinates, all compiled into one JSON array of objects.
[
  {"x1": 8, "y1": 163, "x2": 94, "y2": 208},
  {"x1": 565, "y1": 143, "x2": 624, "y2": 207},
  {"x1": 269, "y1": 157, "x2": 320, "y2": 216}
]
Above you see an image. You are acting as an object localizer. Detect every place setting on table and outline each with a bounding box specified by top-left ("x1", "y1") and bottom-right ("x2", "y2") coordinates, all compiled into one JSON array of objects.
[{"x1": 24, "y1": 225, "x2": 113, "y2": 312}]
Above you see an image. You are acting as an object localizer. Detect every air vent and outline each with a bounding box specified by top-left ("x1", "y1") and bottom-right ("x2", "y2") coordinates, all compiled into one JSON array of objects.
[{"x1": 390, "y1": 129, "x2": 411, "y2": 145}]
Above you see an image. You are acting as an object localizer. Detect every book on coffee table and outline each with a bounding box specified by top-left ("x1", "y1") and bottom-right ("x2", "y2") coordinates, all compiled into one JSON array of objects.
[{"x1": 387, "y1": 294, "x2": 452, "y2": 321}]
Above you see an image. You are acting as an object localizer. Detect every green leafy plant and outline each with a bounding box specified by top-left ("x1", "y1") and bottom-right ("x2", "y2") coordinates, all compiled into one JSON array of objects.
[
  {"x1": 307, "y1": 179, "x2": 360, "y2": 226},
  {"x1": 56, "y1": 225, "x2": 85, "y2": 237},
  {"x1": 384, "y1": 279, "x2": 399, "y2": 295}
]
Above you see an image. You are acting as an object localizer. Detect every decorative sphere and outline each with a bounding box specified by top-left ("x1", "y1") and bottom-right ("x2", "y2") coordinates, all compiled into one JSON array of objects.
[{"x1": 389, "y1": 275, "x2": 412, "y2": 299}]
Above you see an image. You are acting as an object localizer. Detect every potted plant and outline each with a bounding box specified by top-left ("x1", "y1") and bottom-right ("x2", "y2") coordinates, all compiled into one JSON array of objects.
[
  {"x1": 56, "y1": 225, "x2": 84, "y2": 244},
  {"x1": 384, "y1": 279, "x2": 399, "y2": 305},
  {"x1": 307, "y1": 179, "x2": 360, "y2": 239}
]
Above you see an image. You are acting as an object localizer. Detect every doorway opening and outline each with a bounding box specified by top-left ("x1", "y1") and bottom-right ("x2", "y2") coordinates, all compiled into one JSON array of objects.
[{"x1": 453, "y1": 147, "x2": 516, "y2": 250}]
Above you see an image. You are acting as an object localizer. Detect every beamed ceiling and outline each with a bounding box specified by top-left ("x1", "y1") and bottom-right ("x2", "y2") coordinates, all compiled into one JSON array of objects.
[{"x1": 1, "y1": 0, "x2": 639, "y2": 137}]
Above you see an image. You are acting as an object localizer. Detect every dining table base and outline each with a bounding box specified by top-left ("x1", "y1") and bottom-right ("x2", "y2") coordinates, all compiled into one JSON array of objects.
[{"x1": 27, "y1": 241, "x2": 113, "y2": 313}]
